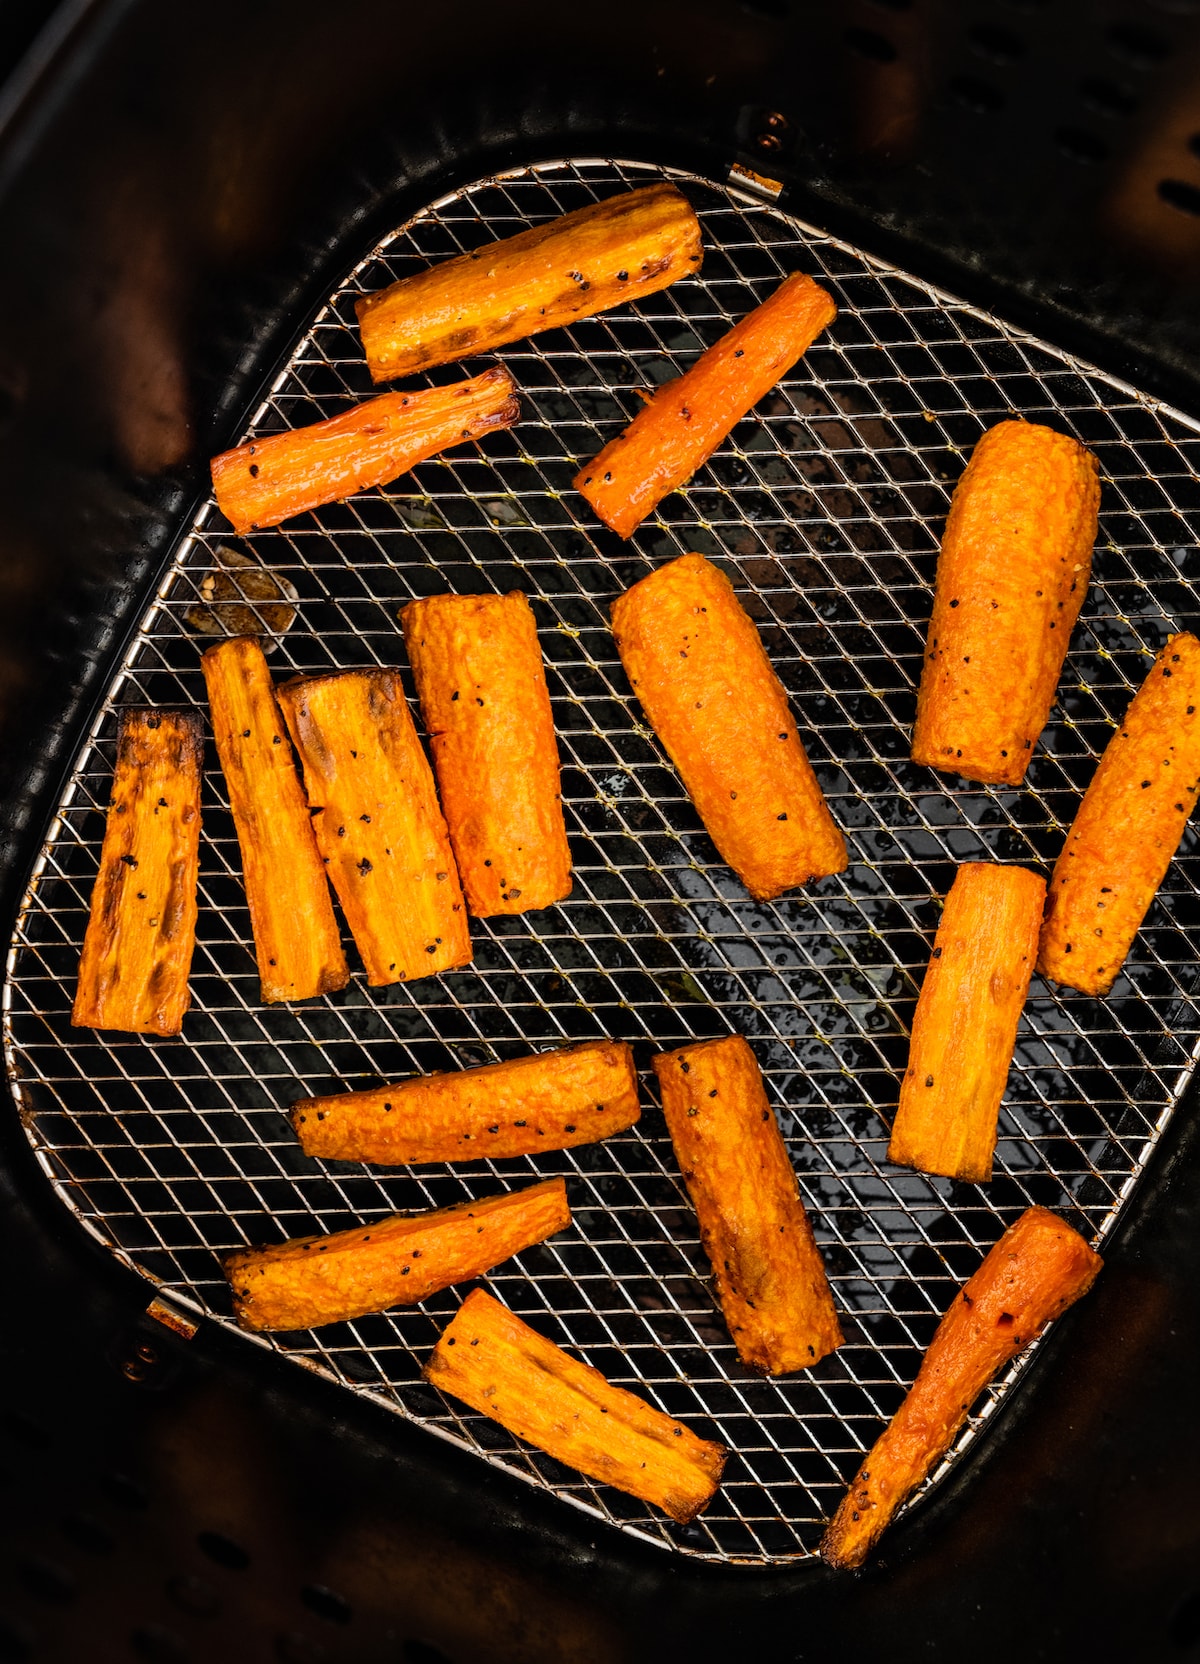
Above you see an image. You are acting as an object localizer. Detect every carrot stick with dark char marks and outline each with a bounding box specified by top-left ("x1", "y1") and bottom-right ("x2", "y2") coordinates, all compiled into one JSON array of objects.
[
  {"x1": 425, "y1": 1288, "x2": 727, "y2": 1523},
  {"x1": 211, "y1": 367, "x2": 519, "y2": 534},
  {"x1": 290, "y1": 1037, "x2": 639, "y2": 1164},
  {"x1": 72, "y1": 710, "x2": 202, "y2": 1037},
  {"x1": 820, "y1": 1206, "x2": 1102, "y2": 1570},
  {"x1": 356, "y1": 183, "x2": 703, "y2": 382},
  {"x1": 1038, "y1": 630, "x2": 1200, "y2": 995},
  {"x1": 224, "y1": 1177, "x2": 569, "y2": 1332},
  {"x1": 653, "y1": 1033, "x2": 842, "y2": 1374},
  {"x1": 574, "y1": 270, "x2": 835, "y2": 538}
]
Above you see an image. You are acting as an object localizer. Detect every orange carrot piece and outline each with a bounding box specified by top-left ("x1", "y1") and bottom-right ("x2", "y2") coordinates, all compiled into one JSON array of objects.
[
  {"x1": 356, "y1": 183, "x2": 703, "y2": 382},
  {"x1": 400, "y1": 591, "x2": 572, "y2": 917},
  {"x1": 574, "y1": 271, "x2": 835, "y2": 538},
  {"x1": 1038, "y1": 631, "x2": 1200, "y2": 995},
  {"x1": 911, "y1": 420, "x2": 1099, "y2": 786},
  {"x1": 611, "y1": 552, "x2": 846, "y2": 899},
  {"x1": 201, "y1": 637, "x2": 348, "y2": 1003},
  {"x1": 653, "y1": 1034, "x2": 842, "y2": 1374},
  {"x1": 820, "y1": 1206, "x2": 1102, "y2": 1570},
  {"x1": 224, "y1": 1177, "x2": 568, "y2": 1331},
  {"x1": 72, "y1": 711, "x2": 202, "y2": 1037},
  {"x1": 210, "y1": 367, "x2": 519, "y2": 534},
  {"x1": 888, "y1": 863, "x2": 1045, "y2": 1183},
  {"x1": 425, "y1": 1288, "x2": 727, "y2": 1523},
  {"x1": 290, "y1": 1037, "x2": 639, "y2": 1164},
  {"x1": 276, "y1": 669, "x2": 470, "y2": 986}
]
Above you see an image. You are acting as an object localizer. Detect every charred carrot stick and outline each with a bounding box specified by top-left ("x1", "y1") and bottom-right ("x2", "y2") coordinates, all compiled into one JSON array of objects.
[
  {"x1": 653, "y1": 1034, "x2": 842, "y2": 1374},
  {"x1": 400, "y1": 591, "x2": 572, "y2": 917},
  {"x1": 210, "y1": 367, "x2": 519, "y2": 535},
  {"x1": 425, "y1": 1288, "x2": 727, "y2": 1523},
  {"x1": 276, "y1": 670, "x2": 470, "y2": 986},
  {"x1": 611, "y1": 552, "x2": 846, "y2": 900},
  {"x1": 357, "y1": 183, "x2": 703, "y2": 382},
  {"x1": 574, "y1": 271, "x2": 835, "y2": 538},
  {"x1": 72, "y1": 711, "x2": 202, "y2": 1037},
  {"x1": 1038, "y1": 631, "x2": 1200, "y2": 995},
  {"x1": 201, "y1": 637, "x2": 348, "y2": 1003},
  {"x1": 290, "y1": 1037, "x2": 639, "y2": 1164},
  {"x1": 820, "y1": 1206, "x2": 1101, "y2": 1569},
  {"x1": 888, "y1": 863, "x2": 1045, "y2": 1183},
  {"x1": 911, "y1": 420, "x2": 1099, "y2": 786},
  {"x1": 223, "y1": 1177, "x2": 569, "y2": 1332}
]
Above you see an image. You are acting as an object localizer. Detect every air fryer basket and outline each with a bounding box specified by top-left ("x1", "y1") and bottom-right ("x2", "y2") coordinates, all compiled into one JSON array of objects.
[
  {"x1": 9, "y1": 153, "x2": 1200, "y2": 1567},
  {"x1": 3, "y1": 2, "x2": 1200, "y2": 1660}
]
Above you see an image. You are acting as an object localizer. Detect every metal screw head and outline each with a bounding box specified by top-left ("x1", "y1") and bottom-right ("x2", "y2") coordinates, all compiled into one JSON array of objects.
[
  {"x1": 756, "y1": 132, "x2": 784, "y2": 153},
  {"x1": 763, "y1": 110, "x2": 789, "y2": 130}
]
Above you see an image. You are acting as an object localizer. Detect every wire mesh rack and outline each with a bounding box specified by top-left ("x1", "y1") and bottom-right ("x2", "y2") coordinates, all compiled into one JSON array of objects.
[{"x1": 6, "y1": 157, "x2": 1200, "y2": 1564}]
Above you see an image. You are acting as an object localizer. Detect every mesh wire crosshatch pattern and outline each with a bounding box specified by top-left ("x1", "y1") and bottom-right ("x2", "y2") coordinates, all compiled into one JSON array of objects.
[{"x1": 6, "y1": 158, "x2": 1200, "y2": 1563}]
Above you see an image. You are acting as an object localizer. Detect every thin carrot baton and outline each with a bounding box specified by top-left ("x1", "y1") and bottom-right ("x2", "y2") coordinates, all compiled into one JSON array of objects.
[
  {"x1": 202, "y1": 636, "x2": 349, "y2": 1003},
  {"x1": 424, "y1": 1288, "x2": 727, "y2": 1524},
  {"x1": 820, "y1": 1206, "x2": 1102, "y2": 1570},
  {"x1": 211, "y1": 367, "x2": 519, "y2": 534},
  {"x1": 573, "y1": 270, "x2": 836, "y2": 538},
  {"x1": 72, "y1": 710, "x2": 202, "y2": 1037},
  {"x1": 224, "y1": 1177, "x2": 569, "y2": 1332},
  {"x1": 911, "y1": 419, "x2": 1099, "y2": 786},
  {"x1": 1038, "y1": 630, "x2": 1200, "y2": 995},
  {"x1": 888, "y1": 863, "x2": 1045, "y2": 1183},
  {"x1": 290, "y1": 1037, "x2": 639, "y2": 1164},
  {"x1": 357, "y1": 183, "x2": 703, "y2": 381}
]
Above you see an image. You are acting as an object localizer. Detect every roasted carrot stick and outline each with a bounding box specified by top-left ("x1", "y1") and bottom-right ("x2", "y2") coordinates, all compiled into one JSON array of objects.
[
  {"x1": 276, "y1": 670, "x2": 470, "y2": 986},
  {"x1": 202, "y1": 636, "x2": 348, "y2": 1003},
  {"x1": 210, "y1": 367, "x2": 519, "y2": 534},
  {"x1": 357, "y1": 183, "x2": 703, "y2": 382},
  {"x1": 911, "y1": 420, "x2": 1099, "y2": 786},
  {"x1": 574, "y1": 271, "x2": 835, "y2": 538},
  {"x1": 223, "y1": 1177, "x2": 569, "y2": 1332},
  {"x1": 400, "y1": 591, "x2": 572, "y2": 917},
  {"x1": 72, "y1": 711, "x2": 202, "y2": 1037},
  {"x1": 888, "y1": 863, "x2": 1045, "y2": 1184},
  {"x1": 611, "y1": 552, "x2": 846, "y2": 900},
  {"x1": 820, "y1": 1206, "x2": 1101, "y2": 1569},
  {"x1": 1038, "y1": 631, "x2": 1200, "y2": 995},
  {"x1": 653, "y1": 1034, "x2": 842, "y2": 1374},
  {"x1": 425, "y1": 1288, "x2": 727, "y2": 1523},
  {"x1": 291, "y1": 1037, "x2": 639, "y2": 1164}
]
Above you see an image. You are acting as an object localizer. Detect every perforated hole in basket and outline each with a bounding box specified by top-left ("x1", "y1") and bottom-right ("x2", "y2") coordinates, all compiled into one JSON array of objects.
[{"x1": 6, "y1": 158, "x2": 1200, "y2": 1563}]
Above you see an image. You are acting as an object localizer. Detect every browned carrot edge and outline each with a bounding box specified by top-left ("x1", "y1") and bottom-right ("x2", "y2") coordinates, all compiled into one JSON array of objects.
[
  {"x1": 211, "y1": 368, "x2": 519, "y2": 534},
  {"x1": 574, "y1": 272, "x2": 836, "y2": 538},
  {"x1": 820, "y1": 1207, "x2": 1102, "y2": 1569}
]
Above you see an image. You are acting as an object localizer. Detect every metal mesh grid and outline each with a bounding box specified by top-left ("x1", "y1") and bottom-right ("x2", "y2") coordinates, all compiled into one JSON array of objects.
[{"x1": 7, "y1": 157, "x2": 1200, "y2": 1564}]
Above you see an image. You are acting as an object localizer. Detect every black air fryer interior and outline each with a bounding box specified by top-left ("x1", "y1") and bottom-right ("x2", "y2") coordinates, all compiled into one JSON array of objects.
[{"x1": 2, "y1": 3, "x2": 1200, "y2": 1660}]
